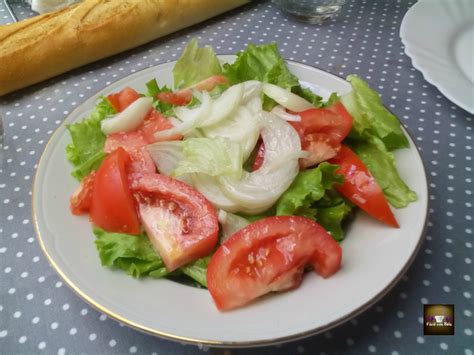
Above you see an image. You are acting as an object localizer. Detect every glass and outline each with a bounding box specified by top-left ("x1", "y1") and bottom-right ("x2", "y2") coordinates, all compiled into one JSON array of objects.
[{"x1": 273, "y1": 0, "x2": 346, "y2": 24}]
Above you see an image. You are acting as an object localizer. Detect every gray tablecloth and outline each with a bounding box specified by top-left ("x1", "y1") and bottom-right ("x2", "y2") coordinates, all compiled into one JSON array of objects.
[{"x1": 1, "y1": 1, "x2": 473, "y2": 354}]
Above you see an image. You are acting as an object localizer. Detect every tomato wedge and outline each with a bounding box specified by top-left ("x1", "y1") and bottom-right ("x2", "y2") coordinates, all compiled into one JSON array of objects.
[
  {"x1": 70, "y1": 171, "x2": 95, "y2": 215},
  {"x1": 329, "y1": 145, "x2": 399, "y2": 227},
  {"x1": 130, "y1": 173, "x2": 219, "y2": 271},
  {"x1": 192, "y1": 75, "x2": 229, "y2": 91},
  {"x1": 107, "y1": 87, "x2": 140, "y2": 113},
  {"x1": 252, "y1": 139, "x2": 265, "y2": 171},
  {"x1": 301, "y1": 133, "x2": 340, "y2": 166},
  {"x1": 290, "y1": 101, "x2": 353, "y2": 168},
  {"x1": 157, "y1": 91, "x2": 192, "y2": 106},
  {"x1": 291, "y1": 102, "x2": 353, "y2": 142},
  {"x1": 105, "y1": 131, "x2": 155, "y2": 174},
  {"x1": 90, "y1": 148, "x2": 140, "y2": 235},
  {"x1": 157, "y1": 75, "x2": 229, "y2": 106},
  {"x1": 138, "y1": 109, "x2": 182, "y2": 143},
  {"x1": 207, "y1": 216, "x2": 342, "y2": 311}
]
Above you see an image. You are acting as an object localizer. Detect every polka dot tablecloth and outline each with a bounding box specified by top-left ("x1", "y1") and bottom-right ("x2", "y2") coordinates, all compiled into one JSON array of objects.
[{"x1": 1, "y1": 0, "x2": 473, "y2": 354}]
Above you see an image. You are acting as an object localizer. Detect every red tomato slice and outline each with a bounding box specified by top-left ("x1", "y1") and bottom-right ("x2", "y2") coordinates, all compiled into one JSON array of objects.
[
  {"x1": 252, "y1": 139, "x2": 265, "y2": 171},
  {"x1": 192, "y1": 75, "x2": 229, "y2": 91},
  {"x1": 70, "y1": 171, "x2": 95, "y2": 215},
  {"x1": 300, "y1": 133, "x2": 341, "y2": 168},
  {"x1": 329, "y1": 145, "x2": 399, "y2": 227},
  {"x1": 138, "y1": 109, "x2": 182, "y2": 143},
  {"x1": 157, "y1": 91, "x2": 192, "y2": 106},
  {"x1": 90, "y1": 148, "x2": 140, "y2": 235},
  {"x1": 207, "y1": 216, "x2": 342, "y2": 311},
  {"x1": 130, "y1": 173, "x2": 219, "y2": 271},
  {"x1": 326, "y1": 101, "x2": 353, "y2": 141},
  {"x1": 107, "y1": 87, "x2": 140, "y2": 112},
  {"x1": 105, "y1": 131, "x2": 155, "y2": 174},
  {"x1": 157, "y1": 75, "x2": 229, "y2": 106},
  {"x1": 289, "y1": 101, "x2": 353, "y2": 167},
  {"x1": 291, "y1": 102, "x2": 353, "y2": 141}
]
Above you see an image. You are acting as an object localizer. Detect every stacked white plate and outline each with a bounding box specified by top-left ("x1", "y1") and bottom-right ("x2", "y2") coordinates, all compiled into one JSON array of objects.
[{"x1": 400, "y1": 0, "x2": 474, "y2": 114}]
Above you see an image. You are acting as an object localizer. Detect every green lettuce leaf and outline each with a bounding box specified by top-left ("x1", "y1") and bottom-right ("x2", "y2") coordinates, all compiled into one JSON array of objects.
[
  {"x1": 145, "y1": 78, "x2": 175, "y2": 116},
  {"x1": 340, "y1": 75, "x2": 416, "y2": 208},
  {"x1": 70, "y1": 151, "x2": 107, "y2": 181},
  {"x1": 223, "y1": 42, "x2": 299, "y2": 110},
  {"x1": 311, "y1": 190, "x2": 353, "y2": 242},
  {"x1": 293, "y1": 88, "x2": 339, "y2": 108},
  {"x1": 180, "y1": 257, "x2": 211, "y2": 288},
  {"x1": 174, "y1": 137, "x2": 243, "y2": 178},
  {"x1": 173, "y1": 38, "x2": 222, "y2": 89},
  {"x1": 66, "y1": 97, "x2": 115, "y2": 180},
  {"x1": 224, "y1": 42, "x2": 299, "y2": 89},
  {"x1": 94, "y1": 228, "x2": 211, "y2": 287},
  {"x1": 94, "y1": 228, "x2": 169, "y2": 278},
  {"x1": 342, "y1": 75, "x2": 409, "y2": 151},
  {"x1": 276, "y1": 163, "x2": 352, "y2": 240},
  {"x1": 347, "y1": 137, "x2": 417, "y2": 208},
  {"x1": 223, "y1": 42, "x2": 336, "y2": 110},
  {"x1": 276, "y1": 162, "x2": 344, "y2": 216}
]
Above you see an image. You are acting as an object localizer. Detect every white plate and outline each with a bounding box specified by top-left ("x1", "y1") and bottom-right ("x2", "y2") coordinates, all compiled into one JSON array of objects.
[
  {"x1": 33, "y1": 56, "x2": 428, "y2": 347},
  {"x1": 400, "y1": 0, "x2": 474, "y2": 114}
]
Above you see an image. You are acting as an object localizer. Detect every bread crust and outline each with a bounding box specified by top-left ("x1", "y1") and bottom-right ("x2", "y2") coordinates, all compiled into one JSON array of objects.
[{"x1": 0, "y1": 0, "x2": 249, "y2": 95}]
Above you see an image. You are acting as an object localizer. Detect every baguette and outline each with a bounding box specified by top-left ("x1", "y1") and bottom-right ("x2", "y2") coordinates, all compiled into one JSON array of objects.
[{"x1": 0, "y1": 0, "x2": 250, "y2": 96}]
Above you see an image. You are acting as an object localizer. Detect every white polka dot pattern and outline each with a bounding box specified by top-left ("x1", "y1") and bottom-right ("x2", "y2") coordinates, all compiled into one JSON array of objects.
[{"x1": 0, "y1": 1, "x2": 473, "y2": 354}]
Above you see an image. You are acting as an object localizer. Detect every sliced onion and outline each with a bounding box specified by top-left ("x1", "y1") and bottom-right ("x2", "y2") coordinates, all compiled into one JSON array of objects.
[
  {"x1": 146, "y1": 141, "x2": 192, "y2": 185},
  {"x1": 271, "y1": 105, "x2": 301, "y2": 122},
  {"x1": 218, "y1": 114, "x2": 301, "y2": 214},
  {"x1": 262, "y1": 83, "x2": 313, "y2": 112},
  {"x1": 246, "y1": 96, "x2": 263, "y2": 115},
  {"x1": 242, "y1": 80, "x2": 263, "y2": 103},
  {"x1": 147, "y1": 141, "x2": 183, "y2": 176},
  {"x1": 202, "y1": 105, "x2": 260, "y2": 160},
  {"x1": 192, "y1": 173, "x2": 240, "y2": 212},
  {"x1": 168, "y1": 117, "x2": 182, "y2": 127},
  {"x1": 258, "y1": 150, "x2": 309, "y2": 174},
  {"x1": 218, "y1": 210, "x2": 249, "y2": 242},
  {"x1": 154, "y1": 91, "x2": 211, "y2": 139},
  {"x1": 101, "y1": 97, "x2": 153, "y2": 135},
  {"x1": 200, "y1": 84, "x2": 244, "y2": 127},
  {"x1": 175, "y1": 90, "x2": 211, "y2": 123}
]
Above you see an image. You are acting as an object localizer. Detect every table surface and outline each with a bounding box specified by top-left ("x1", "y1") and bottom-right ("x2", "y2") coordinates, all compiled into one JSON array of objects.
[{"x1": 1, "y1": 1, "x2": 473, "y2": 354}]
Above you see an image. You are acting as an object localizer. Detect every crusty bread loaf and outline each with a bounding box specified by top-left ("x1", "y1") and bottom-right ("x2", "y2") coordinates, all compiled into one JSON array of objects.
[{"x1": 0, "y1": 0, "x2": 249, "y2": 96}]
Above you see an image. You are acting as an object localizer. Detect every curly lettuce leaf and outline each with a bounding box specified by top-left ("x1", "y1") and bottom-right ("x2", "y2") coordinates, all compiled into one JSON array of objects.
[
  {"x1": 174, "y1": 137, "x2": 243, "y2": 178},
  {"x1": 293, "y1": 88, "x2": 339, "y2": 108},
  {"x1": 342, "y1": 75, "x2": 409, "y2": 151},
  {"x1": 180, "y1": 257, "x2": 211, "y2": 288},
  {"x1": 94, "y1": 228, "x2": 169, "y2": 279},
  {"x1": 70, "y1": 151, "x2": 107, "y2": 182},
  {"x1": 347, "y1": 137, "x2": 417, "y2": 208},
  {"x1": 66, "y1": 97, "x2": 115, "y2": 180},
  {"x1": 94, "y1": 228, "x2": 210, "y2": 287},
  {"x1": 276, "y1": 162, "x2": 343, "y2": 216},
  {"x1": 145, "y1": 78, "x2": 175, "y2": 116},
  {"x1": 173, "y1": 38, "x2": 222, "y2": 89},
  {"x1": 276, "y1": 163, "x2": 352, "y2": 240},
  {"x1": 224, "y1": 42, "x2": 299, "y2": 88},
  {"x1": 340, "y1": 75, "x2": 416, "y2": 208},
  {"x1": 311, "y1": 190, "x2": 353, "y2": 242},
  {"x1": 223, "y1": 42, "x2": 335, "y2": 110}
]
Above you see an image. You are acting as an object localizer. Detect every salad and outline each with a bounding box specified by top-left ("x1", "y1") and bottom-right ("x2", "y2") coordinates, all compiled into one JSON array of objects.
[{"x1": 66, "y1": 39, "x2": 417, "y2": 311}]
